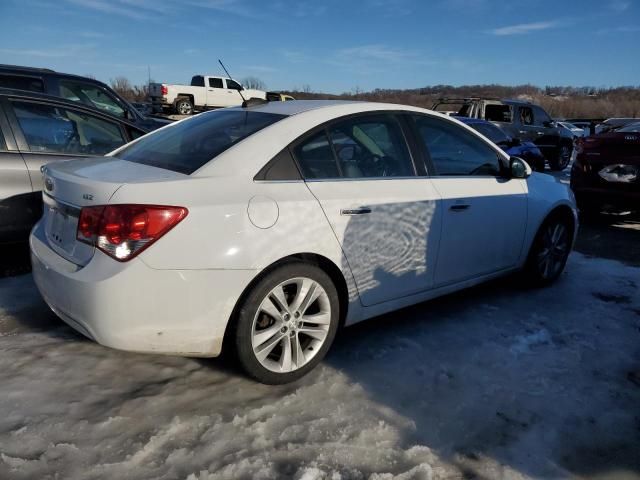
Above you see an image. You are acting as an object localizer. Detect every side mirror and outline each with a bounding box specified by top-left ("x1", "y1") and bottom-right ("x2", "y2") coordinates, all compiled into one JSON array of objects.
[
  {"x1": 543, "y1": 120, "x2": 554, "y2": 128},
  {"x1": 509, "y1": 137, "x2": 522, "y2": 147},
  {"x1": 509, "y1": 156, "x2": 532, "y2": 179}
]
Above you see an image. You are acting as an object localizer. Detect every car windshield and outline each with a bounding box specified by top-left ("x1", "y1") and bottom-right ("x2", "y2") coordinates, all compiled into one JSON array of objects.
[
  {"x1": 113, "y1": 110, "x2": 286, "y2": 174},
  {"x1": 618, "y1": 122, "x2": 640, "y2": 133}
]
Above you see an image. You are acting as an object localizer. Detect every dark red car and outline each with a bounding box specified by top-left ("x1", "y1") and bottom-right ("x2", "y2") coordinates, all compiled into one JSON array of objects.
[{"x1": 570, "y1": 122, "x2": 640, "y2": 214}]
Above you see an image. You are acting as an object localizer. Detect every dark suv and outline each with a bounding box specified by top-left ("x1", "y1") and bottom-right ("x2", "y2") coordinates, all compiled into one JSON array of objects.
[
  {"x1": 433, "y1": 98, "x2": 574, "y2": 170},
  {"x1": 0, "y1": 65, "x2": 169, "y2": 132}
]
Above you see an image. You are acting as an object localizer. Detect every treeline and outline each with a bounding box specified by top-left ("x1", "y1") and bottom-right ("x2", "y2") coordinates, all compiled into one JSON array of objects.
[
  {"x1": 109, "y1": 75, "x2": 640, "y2": 119},
  {"x1": 285, "y1": 84, "x2": 640, "y2": 119}
]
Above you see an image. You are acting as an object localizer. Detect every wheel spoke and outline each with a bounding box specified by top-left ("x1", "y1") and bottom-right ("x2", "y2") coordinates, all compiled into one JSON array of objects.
[
  {"x1": 292, "y1": 332, "x2": 305, "y2": 368},
  {"x1": 291, "y1": 279, "x2": 321, "y2": 315},
  {"x1": 270, "y1": 285, "x2": 290, "y2": 314},
  {"x1": 280, "y1": 335, "x2": 293, "y2": 371},
  {"x1": 302, "y1": 311, "x2": 331, "y2": 325},
  {"x1": 252, "y1": 323, "x2": 282, "y2": 348},
  {"x1": 298, "y1": 326, "x2": 328, "y2": 341},
  {"x1": 259, "y1": 297, "x2": 282, "y2": 321},
  {"x1": 254, "y1": 332, "x2": 285, "y2": 362}
]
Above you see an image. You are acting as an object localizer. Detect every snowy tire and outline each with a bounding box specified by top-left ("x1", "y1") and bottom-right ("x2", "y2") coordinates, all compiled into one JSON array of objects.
[
  {"x1": 523, "y1": 214, "x2": 573, "y2": 286},
  {"x1": 233, "y1": 263, "x2": 339, "y2": 384}
]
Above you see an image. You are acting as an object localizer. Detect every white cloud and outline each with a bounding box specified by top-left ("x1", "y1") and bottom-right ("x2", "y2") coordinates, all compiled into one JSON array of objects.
[{"x1": 489, "y1": 20, "x2": 559, "y2": 36}]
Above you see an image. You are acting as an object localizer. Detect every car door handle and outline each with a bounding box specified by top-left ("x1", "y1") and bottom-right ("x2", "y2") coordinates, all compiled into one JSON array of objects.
[
  {"x1": 449, "y1": 204, "x2": 470, "y2": 212},
  {"x1": 519, "y1": 130, "x2": 527, "y2": 134},
  {"x1": 536, "y1": 132, "x2": 545, "y2": 135},
  {"x1": 341, "y1": 207, "x2": 372, "y2": 216}
]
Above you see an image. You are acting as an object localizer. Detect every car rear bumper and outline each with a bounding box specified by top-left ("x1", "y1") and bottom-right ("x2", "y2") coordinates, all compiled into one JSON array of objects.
[{"x1": 30, "y1": 220, "x2": 257, "y2": 357}]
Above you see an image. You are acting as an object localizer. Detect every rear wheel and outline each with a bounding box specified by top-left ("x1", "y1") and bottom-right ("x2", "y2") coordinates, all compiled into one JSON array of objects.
[
  {"x1": 549, "y1": 143, "x2": 572, "y2": 171},
  {"x1": 524, "y1": 214, "x2": 573, "y2": 286},
  {"x1": 174, "y1": 97, "x2": 193, "y2": 115},
  {"x1": 233, "y1": 263, "x2": 339, "y2": 384}
]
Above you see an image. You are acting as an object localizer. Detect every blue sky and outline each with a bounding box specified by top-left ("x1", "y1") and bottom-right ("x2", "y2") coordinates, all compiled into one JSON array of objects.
[{"x1": 0, "y1": 0, "x2": 638, "y2": 93}]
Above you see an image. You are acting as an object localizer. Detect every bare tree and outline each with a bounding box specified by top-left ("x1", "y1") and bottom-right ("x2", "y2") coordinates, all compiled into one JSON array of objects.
[
  {"x1": 241, "y1": 76, "x2": 266, "y2": 90},
  {"x1": 110, "y1": 77, "x2": 135, "y2": 100}
]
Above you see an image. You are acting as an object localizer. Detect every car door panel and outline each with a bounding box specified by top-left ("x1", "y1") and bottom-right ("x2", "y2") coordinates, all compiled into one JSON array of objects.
[
  {"x1": 430, "y1": 177, "x2": 527, "y2": 286},
  {"x1": 307, "y1": 179, "x2": 442, "y2": 306},
  {"x1": 294, "y1": 113, "x2": 443, "y2": 307},
  {"x1": 411, "y1": 113, "x2": 528, "y2": 286}
]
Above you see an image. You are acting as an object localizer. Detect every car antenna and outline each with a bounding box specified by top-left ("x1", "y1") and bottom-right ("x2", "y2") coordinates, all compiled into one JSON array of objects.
[
  {"x1": 218, "y1": 59, "x2": 247, "y2": 103},
  {"x1": 218, "y1": 59, "x2": 268, "y2": 108}
]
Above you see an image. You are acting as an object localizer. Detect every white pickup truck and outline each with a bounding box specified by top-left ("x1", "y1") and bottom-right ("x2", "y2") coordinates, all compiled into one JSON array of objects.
[{"x1": 149, "y1": 75, "x2": 267, "y2": 115}]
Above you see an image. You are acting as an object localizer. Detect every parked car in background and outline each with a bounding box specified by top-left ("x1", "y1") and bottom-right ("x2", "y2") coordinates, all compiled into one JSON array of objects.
[
  {"x1": 433, "y1": 97, "x2": 575, "y2": 170},
  {"x1": 571, "y1": 121, "x2": 640, "y2": 214},
  {"x1": 557, "y1": 121, "x2": 586, "y2": 138},
  {"x1": 266, "y1": 92, "x2": 296, "y2": 102},
  {"x1": 457, "y1": 116, "x2": 546, "y2": 172},
  {"x1": 30, "y1": 100, "x2": 576, "y2": 384},
  {"x1": 595, "y1": 118, "x2": 638, "y2": 134},
  {"x1": 149, "y1": 75, "x2": 267, "y2": 115},
  {"x1": 0, "y1": 65, "x2": 169, "y2": 131},
  {"x1": 0, "y1": 88, "x2": 146, "y2": 243}
]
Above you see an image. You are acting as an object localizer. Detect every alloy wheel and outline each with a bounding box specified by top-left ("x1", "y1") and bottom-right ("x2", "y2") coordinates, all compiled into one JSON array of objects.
[
  {"x1": 537, "y1": 222, "x2": 570, "y2": 280},
  {"x1": 251, "y1": 277, "x2": 331, "y2": 373}
]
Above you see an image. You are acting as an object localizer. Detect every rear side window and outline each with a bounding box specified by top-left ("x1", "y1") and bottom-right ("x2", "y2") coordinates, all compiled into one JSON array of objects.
[
  {"x1": 209, "y1": 78, "x2": 223, "y2": 88},
  {"x1": 414, "y1": 115, "x2": 501, "y2": 176},
  {"x1": 485, "y1": 104, "x2": 512, "y2": 123},
  {"x1": 468, "y1": 122, "x2": 509, "y2": 145},
  {"x1": 114, "y1": 110, "x2": 285, "y2": 174},
  {"x1": 12, "y1": 100, "x2": 127, "y2": 155},
  {"x1": 0, "y1": 74, "x2": 45, "y2": 92},
  {"x1": 294, "y1": 114, "x2": 415, "y2": 180}
]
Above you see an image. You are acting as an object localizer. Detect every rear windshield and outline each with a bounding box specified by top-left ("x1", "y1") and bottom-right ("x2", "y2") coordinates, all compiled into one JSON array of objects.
[{"x1": 113, "y1": 110, "x2": 285, "y2": 174}]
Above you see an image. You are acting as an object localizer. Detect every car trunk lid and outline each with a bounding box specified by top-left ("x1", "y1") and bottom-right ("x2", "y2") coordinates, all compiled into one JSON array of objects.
[{"x1": 41, "y1": 157, "x2": 186, "y2": 266}]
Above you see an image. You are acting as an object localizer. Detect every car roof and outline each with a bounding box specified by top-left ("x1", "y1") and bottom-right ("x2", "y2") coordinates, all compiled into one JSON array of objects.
[
  {"x1": 454, "y1": 116, "x2": 492, "y2": 125},
  {"x1": 0, "y1": 64, "x2": 105, "y2": 84},
  {"x1": 0, "y1": 87, "x2": 143, "y2": 129},
  {"x1": 227, "y1": 99, "x2": 363, "y2": 117}
]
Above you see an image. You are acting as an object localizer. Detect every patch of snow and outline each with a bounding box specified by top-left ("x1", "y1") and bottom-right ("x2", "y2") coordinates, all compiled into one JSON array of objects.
[{"x1": 0, "y1": 253, "x2": 639, "y2": 479}]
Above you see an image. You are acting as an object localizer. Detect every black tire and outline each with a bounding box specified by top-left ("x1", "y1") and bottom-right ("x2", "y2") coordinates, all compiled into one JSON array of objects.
[
  {"x1": 575, "y1": 195, "x2": 601, "y2": 219},
  {"x1": 174, "y1": 97, "x2": 193, "y2": 115},
  {"x1": 233, "y1": 262, "x2": 340, "y2": 384},
  {"x1": 549, "y1": 143, "x2": 572, "y2": 171},
  {"x1": 523, "y1": 213, "x2": 573, "y2": 286}
]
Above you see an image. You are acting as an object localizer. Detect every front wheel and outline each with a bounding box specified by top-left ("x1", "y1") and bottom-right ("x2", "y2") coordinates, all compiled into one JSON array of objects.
[
  {"x1": 233, "y1": 263, "x2": 340, "y2": 384},
  {"x1": 549, "y1": 144, "x2": 572, "y2": 171},
  {"x1": 523, "y1": 215, "x2": 573, "y2": 286}
]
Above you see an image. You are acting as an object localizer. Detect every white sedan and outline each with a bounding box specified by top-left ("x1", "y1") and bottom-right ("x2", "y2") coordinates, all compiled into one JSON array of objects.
[{"x1": 30, "y1": 100, "x2": 577, "y2": 384}]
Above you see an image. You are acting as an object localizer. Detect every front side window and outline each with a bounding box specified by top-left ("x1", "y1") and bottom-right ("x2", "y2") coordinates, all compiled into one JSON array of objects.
[
  {"x1": 533, "y1": 106, "x2": 552, "y2": 126},
  {"x1": 209, "y1": 78, "x2": 224, "y2": 88},
  {"x1": 114, "y1": 110, "x2": 285, "y2": 174},
  {"x1": 414, "y1": 115, "x2": 502, "y2": 176},
  {"x1": 519, "y1": 107, "x2": 534, "y2": 126},
  {"x1": 226, "y1": 79, "x2": 242, "y2": 90},
  {"x1": 12, "y1": 101, "x2": 126, "y2": 155},
  {"x1": 59, "y1": 81, "x2": 126, "y2": 118}
]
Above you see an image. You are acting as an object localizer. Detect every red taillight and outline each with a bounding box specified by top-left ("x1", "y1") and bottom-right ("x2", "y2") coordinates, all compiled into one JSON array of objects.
[
  {"x1": 77, "y1": 205, "x2": 188, "y2": 261},
  {"x1": 160, "y1": 84, "x2": 168, "y2": 96}
]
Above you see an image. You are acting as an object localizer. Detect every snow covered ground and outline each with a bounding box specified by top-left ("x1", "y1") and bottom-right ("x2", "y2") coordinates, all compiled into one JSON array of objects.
[{"x1": 1, "y1": 253, "x2": 639, "y2": 480}]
